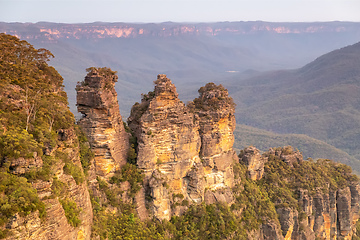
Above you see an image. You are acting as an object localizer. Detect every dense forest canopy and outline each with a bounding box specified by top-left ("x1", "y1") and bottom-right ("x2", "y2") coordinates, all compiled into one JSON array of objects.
[{"x1": 0, "y1": 33, "x2": 74, "y2": 159}]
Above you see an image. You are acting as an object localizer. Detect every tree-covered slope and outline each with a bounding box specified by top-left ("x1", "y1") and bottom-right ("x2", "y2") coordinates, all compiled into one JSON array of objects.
[
  {"x1": 225, "y1": 41, "x2": 360, "y2": 168},
  {"x1": 233, "y1": 124, "x2": 360, "y2": 174}
]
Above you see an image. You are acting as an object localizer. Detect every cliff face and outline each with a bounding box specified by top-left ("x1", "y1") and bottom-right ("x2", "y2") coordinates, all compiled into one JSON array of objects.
[
  {"x1": 128, "y1": 75, "x2": 237, "y2": 220},
  {"x1": 291, "y1": 184, "x2": 360, "y2": 240},
  {"x1": 241, "y1": 146, "x2": 360, "y2": 240},
  {"x1": 5, "y1": 129, "x2": 93, "y2": 240},
  {"x1": 76, "y1": 68, "x2": 129, "y2": 179}
]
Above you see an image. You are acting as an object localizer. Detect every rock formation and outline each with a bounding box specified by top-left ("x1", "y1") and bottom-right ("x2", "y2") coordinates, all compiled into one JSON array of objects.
[
  {"x1": 268, "y1": 146, "x2": 304, "y2": 167},
  {"x1": 76, "y1": 68, "x2": 129, "y2": 179},
  {"x1": 73, "y1": 69, "x2": 360, "y2": 239},
  {"x1": 128, "y1": 75, "x2": 237, "y2": 220},
  {"x1": 239, "y1": 146, "x2": 266, "y2": 180},
  {"x1": 240, "y1": 146, "x2": 360, "y2": 240},
  {"x1": 190, "y1": 82, "x2": 237, "y2": 205}
]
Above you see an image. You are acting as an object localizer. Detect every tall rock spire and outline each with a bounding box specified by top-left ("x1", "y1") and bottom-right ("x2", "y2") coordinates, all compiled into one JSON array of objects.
[
  {"x1": 76, "y1": 67, "x2": 129, "y2": 179},
  {"x1": 128, "y1": 74, "x2": 200, "y2": 220},
  {"x1": 189, "y1": 82, "x2": 237, "y2": 203}
]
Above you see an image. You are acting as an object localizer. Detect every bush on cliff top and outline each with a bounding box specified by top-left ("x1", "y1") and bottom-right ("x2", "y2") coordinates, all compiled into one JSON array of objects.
[
  {"x1": 86, "y1": 67, "x2": 117, "y2": 78},
  {"x1": 188, "y1": 82, "x2": 236, "y2": 112}
]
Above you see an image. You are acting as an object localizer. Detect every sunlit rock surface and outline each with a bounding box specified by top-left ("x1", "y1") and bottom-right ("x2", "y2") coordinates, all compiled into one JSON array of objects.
[{"x1": 128, "y1": 75, "x2": 237, "y2": 220}]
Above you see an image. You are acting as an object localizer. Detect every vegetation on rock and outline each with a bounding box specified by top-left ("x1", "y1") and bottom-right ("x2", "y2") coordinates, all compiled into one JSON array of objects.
[
  {"x1": 110, "y1": 163, "x2": 144, "y2": 198},
  {"x1": 76, "y1": 126, "x2": 94, "y2": 175},
  {"x1": 85, "y1": 67, "x2": 117, "y2": 78},
  {"x1": 188, "y1": 82, "x2": 236, "y2": 112},
  {"x1": 59, "y1": 198, "x2": 82, "y2": 227},
  {"x1": 91, "y1": 146, "x2": 360, "y2": 239},
  {"x1": 0, "y1": 34, "x2": 86, "y2": 238},
  {"x1": 0, "y1": 171, "x2": 46, "y2": 220}
]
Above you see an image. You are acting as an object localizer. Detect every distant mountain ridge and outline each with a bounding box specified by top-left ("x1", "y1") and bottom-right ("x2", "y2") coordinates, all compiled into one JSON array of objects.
[
  {"x1": 2, "y1": 21, "x2": 360, "y2": 41},
  {"x1": 2, "y1": 21, "x2": 360, "y2": 117},
  {"x1": 2, "y1": 21, "x2": 360, "y2": 170}
]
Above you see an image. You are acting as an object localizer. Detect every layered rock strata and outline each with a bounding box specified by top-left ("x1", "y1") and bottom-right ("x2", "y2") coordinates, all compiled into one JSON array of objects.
[
  {"x1": 292, "y1": 184, "x2": 360, "y2": 240},
  {"x1": 128, "y1": 75, "x2": 237, "y2": 220},
  {"x1": 76, "y1": 68, "x2": 129, "y2": 179}
]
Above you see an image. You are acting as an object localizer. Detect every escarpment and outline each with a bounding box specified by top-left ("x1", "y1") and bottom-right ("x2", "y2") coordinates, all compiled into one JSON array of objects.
[
  {"x1": 76, "y1": 68, "x2": 129, "y2": 179},
  {"x1": 128, "y1": 75, "x2": 237, "y2": 220}
]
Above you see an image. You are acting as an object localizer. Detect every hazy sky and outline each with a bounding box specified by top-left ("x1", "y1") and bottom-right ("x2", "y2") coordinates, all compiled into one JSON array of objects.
[{"x1": 1, "y1": 0, "x2": 360, "y2": 23}]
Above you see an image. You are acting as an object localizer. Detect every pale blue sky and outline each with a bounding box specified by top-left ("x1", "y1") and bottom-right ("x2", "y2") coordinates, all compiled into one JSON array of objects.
[{"x1": 0, "y1": 0, "x2": 359, "y2": 23}]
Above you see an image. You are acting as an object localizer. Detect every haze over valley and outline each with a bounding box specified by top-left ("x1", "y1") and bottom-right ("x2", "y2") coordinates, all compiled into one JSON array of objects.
[
  {"x1": 2, "y1": 21, "x2": 360, "y2": 171},
  {"x1": 2, "y1": 21, "x2": 360, "y2": 114}
]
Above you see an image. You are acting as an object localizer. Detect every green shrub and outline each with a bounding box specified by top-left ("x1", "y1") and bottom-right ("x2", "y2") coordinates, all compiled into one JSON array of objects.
[
  {"x1": 59, "y1": 198, "x2": 81, "y2": 227},
  {"x1": 181, "y1": 200, "x2": 189, "y2": 207},
  {"x1": 63, "y1": 162, "x2": 84, "y2": 185},
  {"x1": 51, "y1": 177, "x2": 67, "y2": 198},
  {"x1": 79, "y1": 142, "x2": 93, "y2": 174},
  {"x1": 173, "y1": 193, "x2": 184, "y2": 200},
  {"x1": 127, "y1": 144, "x2": 137, "y2": 165},
  {"x1": 0, "y1": 129, "x2": 41, "y2": 160},
  {"x1": 0, "y1": 171, "x2": 46, "y2": 230},
  {"x1": 109, "y1": 163, "x2": 144, "y2": 198},
  {"x1": 76, "y1": 127, "x2": 93, "y2": 174},
  {"x1": 86, "y1": 67, "x2": 117, "y2": 78},
  {"x1": 123, "y1": 121, "x2": 131, "y2": 133},
  {"x1": 24, "y1": 155, "x2": 55, "y2": 181},
  {"x1": 56, "y1": 150, "x2": 84, "y2": 185}
]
